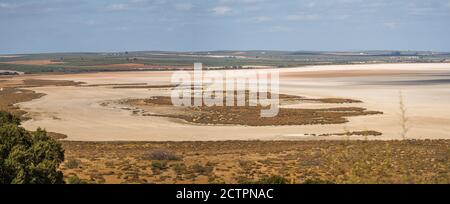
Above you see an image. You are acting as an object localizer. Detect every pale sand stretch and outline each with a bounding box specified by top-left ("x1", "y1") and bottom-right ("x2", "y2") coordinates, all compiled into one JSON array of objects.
[{"x1": 16, "y1": 63, "x2": 450, "y2": 141}]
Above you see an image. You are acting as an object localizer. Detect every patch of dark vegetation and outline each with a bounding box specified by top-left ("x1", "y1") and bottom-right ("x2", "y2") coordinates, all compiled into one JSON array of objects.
[
  {"x1": 134, "y1": 95, "x2": 382, "y2": 126},
  {"x1": 142, "y1": 149, "x2": 182, "y2": 161},
  {"x1": 19, "y1": 79, "x2": 84, "y2": 87},
  {"x1": 125, "y1": 91, "x2": 382, "y2": 126},
  {"x1": 0, "y1": 110, "x2": 21, "y2": 125},
  {"x1": 65, "y1": 159, "x2": 81, "y2": 169},
  {"x1": 302, "y1": 98, "x2": 363, "y2": 104},
  {"x1": 46, "y1": 131, "x2": 68, "y2": 140},
  {"x1": 30, "y1": 130, "x2": 68, "y2": 140},
  {"x1": 151, "y1": 161, "x2": 169, "y2": 173},
  {"x1": 0, "y1": 111, "x2": 65, "y2": 184},
  {"x1": 254, "y1": 175, "x2": 290, "y2": 184},
  {"x1": 0, "y1": 71, "x2": 20, "y2": 76},
  {"x1": 80, "y1": 83, "x2": 147, "y2": 87},
  {"x1": 316, "y1": 130, "x2": 383, "y2": 137},
  {"x1": 280, "y1": 94, "x2": 362, "y2": 104},
  {"x1": 173, "y1": 163, "x2": 188, "y2": 175},
  {"x1": 112, "y1": 85, "x2": 178, "y2": 89},
  {"x1": 191, "y1": 162, "x2": 215, "y2": 176},
  {"x1": 66, "y1": 175, "x2": 90, "y2": 184},
  {"x1": 303, "y1": 179, "x2": 335, "y2": 184}
]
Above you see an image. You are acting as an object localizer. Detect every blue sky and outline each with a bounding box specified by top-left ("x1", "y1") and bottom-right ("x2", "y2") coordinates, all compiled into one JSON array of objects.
[{"x1": 1, "y1": 0, "x2": 450, "y2": 54}]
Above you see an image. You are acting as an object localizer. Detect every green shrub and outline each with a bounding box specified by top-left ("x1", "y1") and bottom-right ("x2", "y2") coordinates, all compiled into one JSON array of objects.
[
  {"x1": 65, "y1": 159, "x2": 80, "y2": 169},
  {"x1": 142, "y1": 149, "x2": 181, "y2": 161},
  {"x1": 173, "y1": 163, "x2": 187, "y2": 175},
  {"x1": 0, "y1": 111, "x2": 20, "y2": 126},
  {"x1": 67, "y1": 175, "x2": 89, "y2": 184},
  {"x1": 192, "y1": 163, "x2": 214, "y2": 176},
  {"x1": 0, "y1": 111, "x2": 65, "y2": 184},
  {"x1": 151, "y1": 161, "x2": 168, "y2": 171},
  {"x1": 303, "y1": 179, "x2": 335, "y2": 184},
  {"x1": 254, "y1": 175, "x2": 290, "y2": 184}
]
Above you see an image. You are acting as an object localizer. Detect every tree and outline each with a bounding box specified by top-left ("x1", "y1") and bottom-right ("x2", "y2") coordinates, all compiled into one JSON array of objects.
[
  {"x1": 254, "y1": 175, "x2": 289, "y2": 184},
  {"x1": 0, "y1": 111, "x2": 20, "y2": 125},
  {"x1": 0, "y1": 111, "x2": 65, "y2": 184}
]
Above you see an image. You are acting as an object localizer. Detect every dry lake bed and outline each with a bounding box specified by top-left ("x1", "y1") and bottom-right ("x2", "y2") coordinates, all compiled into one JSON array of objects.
[{"x1": 9, "y1": 63, "x2": 450, "y2": 141}]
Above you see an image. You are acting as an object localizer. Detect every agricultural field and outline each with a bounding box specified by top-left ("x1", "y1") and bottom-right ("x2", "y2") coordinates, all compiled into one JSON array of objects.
[{"x1": 0, "y1": 51, "x2": 449, "y2": 74}]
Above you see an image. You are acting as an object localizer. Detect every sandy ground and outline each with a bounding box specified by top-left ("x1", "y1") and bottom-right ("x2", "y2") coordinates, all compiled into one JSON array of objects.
[{"x1": 15, "y1": 63, "x2": 450, "y2": 141}]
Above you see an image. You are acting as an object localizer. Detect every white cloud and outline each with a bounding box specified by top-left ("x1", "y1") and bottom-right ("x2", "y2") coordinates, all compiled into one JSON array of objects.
[
  {"x1": 247, "y1": 16, "x2": 271, "y2": 23},
  {"x1": 106, "y1": 4, "x2": 129, "y2": 11},
  {"x1": 336, "y1": 14, "x2": 350, "y2": 20},
  {"x1": 286, "y1": 14, "x2": 320, "y2": 21},
  {"x1": 237, "y1": 0, "x2": 264, "y2": 3},
  {"x1": 0, "y1": 3, "x2": 16, "y2": 10},
  {"x1": 253, "y1": 16, "x2": 271, "y2": 22},
  {"x1": 243, "y1": 5, "x2": 262, "y2": 11},
  {"x1": 219, "y1": 0, "x2": 264, "y2": 4},
  {"x1": 383, "y1": 22, "x2": 398, "y2": 29},
  {"x1": 267, "y1": 26, "x2": 292, "y2": 32},
  {"x1": 115, "y1": 26, "x2": 131, "y2": 31},
  {"x1": 335, "y1": 0, "x2": 364, "y2": 4},
  {"x1": 306, "y1": 2, "x2": 316, "y2": 8},
  {"x1": 175, "y1": 3, "x2": 193, "y2": 11},
  {"x1": 211, "y1": 6, "x2": 232, "y2": 15},
  {"x1": 84, "y1": 20, "x2": 99, "y2": 26},
  {"x1": 129, "y1": 0, "x2": 147, "y2": 3}
]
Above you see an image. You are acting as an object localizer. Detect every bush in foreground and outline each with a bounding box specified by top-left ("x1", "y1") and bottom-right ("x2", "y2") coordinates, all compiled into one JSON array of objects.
[
  {"x1": 0, "y1": 111, "x2": 65, "y2": 184},
  {"x1": 0, "y1": 111, "x2": 20, "y2": 126}
]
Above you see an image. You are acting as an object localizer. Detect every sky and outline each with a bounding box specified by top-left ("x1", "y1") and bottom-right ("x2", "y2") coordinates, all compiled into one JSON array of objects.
[{"x1": 0, "y1": 0, "x2": 450, "y2": 54}]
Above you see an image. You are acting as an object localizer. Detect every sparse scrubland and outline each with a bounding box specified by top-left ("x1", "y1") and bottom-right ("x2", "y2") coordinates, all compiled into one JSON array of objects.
[{"x1": 60, "y1": 140, "x2": 450, "y2": 184}]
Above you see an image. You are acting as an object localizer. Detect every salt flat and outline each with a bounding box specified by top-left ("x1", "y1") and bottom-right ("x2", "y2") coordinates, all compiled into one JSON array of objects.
[{"x1": 17, "y1": 63, "x2": 450, "y2": 141}]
